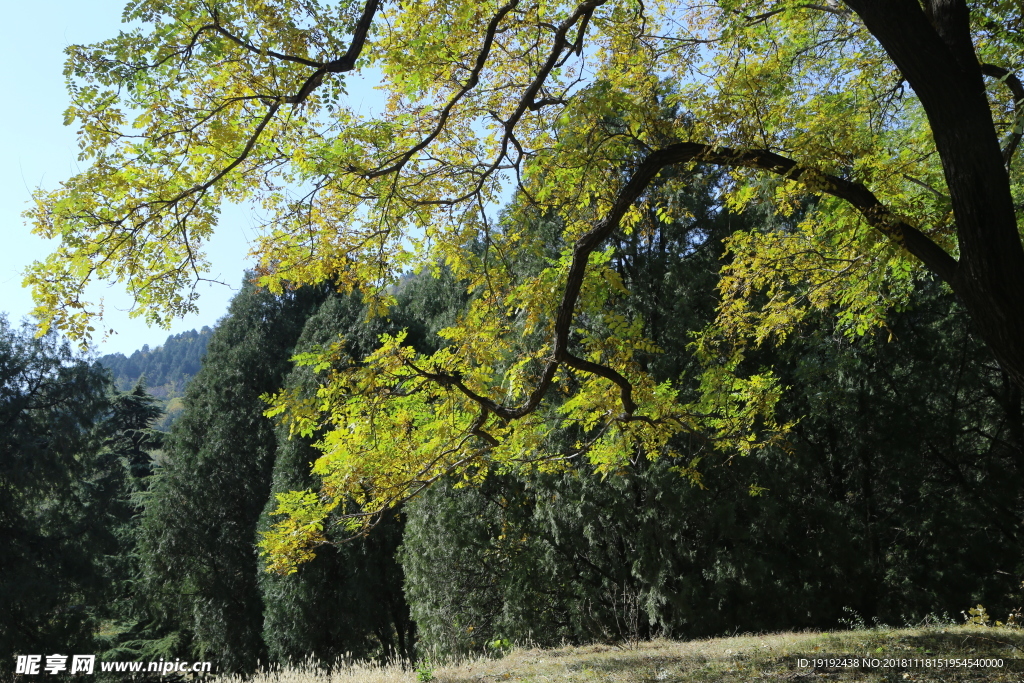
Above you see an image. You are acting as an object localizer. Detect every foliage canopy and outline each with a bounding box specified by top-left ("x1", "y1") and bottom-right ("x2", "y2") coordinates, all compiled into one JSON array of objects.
[{"x1": 26, "y1": 0, "x2": 1024, "y2": 568}]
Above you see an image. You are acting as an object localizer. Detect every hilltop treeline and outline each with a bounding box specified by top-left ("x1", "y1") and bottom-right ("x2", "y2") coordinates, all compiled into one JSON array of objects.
[
  {"x1": 4, "y1": 173, "x2": 1023, "y2": 677},
  {"x1": 97, "y1": 328, "x2": 213, "y2": 431},
  {"x1": 99, "y1": 328, "x2": 212, "y2": 397}
]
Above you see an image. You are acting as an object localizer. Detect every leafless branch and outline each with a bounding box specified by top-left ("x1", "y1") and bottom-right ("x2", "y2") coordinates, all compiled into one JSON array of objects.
[{"x1": 981, "y1": 63, "x2": 1024, "y2": 165}]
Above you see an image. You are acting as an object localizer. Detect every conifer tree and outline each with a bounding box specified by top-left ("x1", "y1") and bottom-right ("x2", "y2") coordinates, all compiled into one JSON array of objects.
[
  {"x1": 259, "y1": 294, "x2": 415, "y2": 665},
  {"x1": 87, "y1": 379, "x2": 167, "y2": 662},
  {"x1": 258, "y1": 268, "x2": 470, "y2": 665},
  {"x1": 135, "y1": 278, "x2": 327, "y2": 672},
  {"x1": 402, "y1": 237, "x2": 1024, "y2": 651},
  {"x1": 0, "y1": 317, "x2": 111, "y2": 674}
]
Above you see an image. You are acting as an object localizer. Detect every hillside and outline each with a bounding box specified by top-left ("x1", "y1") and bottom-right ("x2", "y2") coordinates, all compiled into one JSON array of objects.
[
  {"x1": 97, "y1": 327, "x2": 213, "y2": 430},
  {"x1": 214, "y1": 627, "x2": 1024, "y2": 682}
]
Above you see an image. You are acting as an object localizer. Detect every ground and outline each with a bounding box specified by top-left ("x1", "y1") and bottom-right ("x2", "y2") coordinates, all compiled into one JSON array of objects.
[{"x1": 210, "y1": 626, "x2": 1024, "y2": 682}]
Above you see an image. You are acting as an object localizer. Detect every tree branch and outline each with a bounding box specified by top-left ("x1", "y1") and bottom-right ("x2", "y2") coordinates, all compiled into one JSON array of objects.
[
  {"x1": 981, "y1": 63, "x2": 1024, "y2": 165},
  {"x1": 85, "y1": 0, "x2": 382, "y2": 272},
  {"x1": 400, "y1": 142, "x2": 959, "y2": 433},
  {"x1": 203, "y1": 16, "x2": 324, "y2": 68},
  {"x1": 362, "y1": 0, "x2": 604, "y2": 181},
  {"x1": 283, "y1": 0, "x2": 382, "y2": 104},
  {"x1": 668, "y1": 144, "x2": 959, "y2": 283}
]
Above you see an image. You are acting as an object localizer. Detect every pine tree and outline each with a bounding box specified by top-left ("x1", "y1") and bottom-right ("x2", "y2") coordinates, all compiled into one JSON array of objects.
[{"x1": 83, "y1": 379, "x2": 166, "y2": 664}]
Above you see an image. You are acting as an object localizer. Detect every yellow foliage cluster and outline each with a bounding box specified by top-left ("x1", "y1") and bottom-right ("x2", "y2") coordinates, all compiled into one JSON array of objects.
[{"x1": 25, "y1": 0, "x2": 1024, "y2": 569}]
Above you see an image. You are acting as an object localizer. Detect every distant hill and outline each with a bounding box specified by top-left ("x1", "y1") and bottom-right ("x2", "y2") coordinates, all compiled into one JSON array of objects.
[{"x1": 98, "y1": 327, "x2": 213, "y2": 430}]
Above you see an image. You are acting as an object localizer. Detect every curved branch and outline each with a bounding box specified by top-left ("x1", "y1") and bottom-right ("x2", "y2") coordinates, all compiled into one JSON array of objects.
[
  {"x1": 670, "y1": 144, "x2": 959, "y2": 283},
  {"x1": 361, "y1": 0, "x2": 523, "y2": 177},
  {"x1": 92, "y1": 0, "x2": 382, "y2": 253},
  {"x1": 402, "y1": 142, "x2": 959, "y2": 433},
  {"x1": 744, "y1": 1, "x2": 852, "y2": 26},
  {"x1": 284, "y1": 0, "x2": 382, "y2": 104},
  {"x1": 364, "y1": 0, "x2": 604, "y2": 181},
  {"x1": 469, "y1": 407, "x2": 499, "y2": 447},
  {"x1": 564, "y1": 353, "x2": 637, "y2": 415},
  {"x1": 199, "y1": 0, "x2": 380, "y2": 105},
  {"x1": 204, "y1": 18, "x2": 324, "y2": 68}
]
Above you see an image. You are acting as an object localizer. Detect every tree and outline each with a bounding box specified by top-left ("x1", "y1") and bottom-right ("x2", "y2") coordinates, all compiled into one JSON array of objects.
[
  {"x1": 98, "y1": 328, "x2": 214, "y2": 430},
  {"x1": 0, "y1": 317, "x2": 113, "y2": 673},
  {"x1": 258, "y1": 292, "x2": 419, "y2": 666},
  {"x1": 134, "y1": 277, "x2": 326, "y2": 671},
  {"x1": 403, "y1": 270, "x2": 1024, "y2": 654},
  {"x1": 87, "y1": 379, "x2": 164, "y2": 651},
  {"x1": 24, "y1": 0, "x2": 1024, "y2": 564},
  {"x1": 395, "y1": 158, "x2": 1024, "y2": 649}
]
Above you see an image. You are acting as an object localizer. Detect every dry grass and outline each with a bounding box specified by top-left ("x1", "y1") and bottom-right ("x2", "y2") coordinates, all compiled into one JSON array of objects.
[{"x1": 213, "y1": 627, "x2": 1024, "y2": 683}]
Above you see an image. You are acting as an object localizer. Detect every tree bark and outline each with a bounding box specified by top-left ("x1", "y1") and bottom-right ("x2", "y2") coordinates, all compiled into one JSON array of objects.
[{"x1": 841, "y1": 0, "x2": 1024, "y2": 387}]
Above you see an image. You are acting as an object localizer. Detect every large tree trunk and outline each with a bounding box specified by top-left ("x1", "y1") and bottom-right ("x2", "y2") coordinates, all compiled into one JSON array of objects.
[{"x1": 844, "y1": 0, "x2": 1024, "y2": 387}]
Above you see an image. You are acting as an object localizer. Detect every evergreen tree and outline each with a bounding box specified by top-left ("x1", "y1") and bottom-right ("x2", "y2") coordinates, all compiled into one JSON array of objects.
[
  {"x1": 258, "y1": 268, "x2": 470, "y2": 666},
  {"x1": 259, "y1": 294, "x2": 414, "y2": 665},
  {"x1": 99, "y1": 380, "x2": 164, "y2": 482},
  {"x1": 399, "y1": 172, "x2": 735, "y2": 652},
  {"x1": 86, "y1": 379, "x2": 166, "y2": 663},
  {"x1": 0, "y1": 316, "x2": 111, "y2": 675},
  {"x1": 98, "y1": 327, "x2": 214, "y2": 431},
  {"x1": 135, "y1": 278, "x2": 327, "y2": 672},
  {"x1": 125, "y1": 268, "x2": 465, "y2": 672},
  {"x1": 400, "y1": 185, "x2": 1024, "y2": 652}
]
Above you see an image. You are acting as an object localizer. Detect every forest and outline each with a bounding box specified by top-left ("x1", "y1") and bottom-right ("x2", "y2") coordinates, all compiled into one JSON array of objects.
[
  {"x1": 98, "y1": 329, "x2": 213, "y2": 430},
  {"x1": 8, "y1": 0, "x2": 1024, "y2": 679},
  {"x1": 4, "y1": 165, "x2": 1023, "y2": 677}
]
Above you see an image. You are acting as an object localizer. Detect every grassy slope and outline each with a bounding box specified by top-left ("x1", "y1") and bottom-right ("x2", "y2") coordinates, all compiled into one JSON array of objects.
[{"x1": 214, "y1": 627, "x2": 1024, "y2": 682}]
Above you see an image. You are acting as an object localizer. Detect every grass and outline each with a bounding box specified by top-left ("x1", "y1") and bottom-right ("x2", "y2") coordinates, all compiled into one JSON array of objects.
[{"x1": 212, "y1": 626, "x2": 1024, "y2": 682}]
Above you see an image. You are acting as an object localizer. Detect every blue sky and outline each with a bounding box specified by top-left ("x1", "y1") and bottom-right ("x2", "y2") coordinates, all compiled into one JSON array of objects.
[
  {"x1": 1, "y1": 1, "x2": 389, "y2": 357},
  {"x1": 0, "y1": 0, "x2": 255, "y2": 355}
]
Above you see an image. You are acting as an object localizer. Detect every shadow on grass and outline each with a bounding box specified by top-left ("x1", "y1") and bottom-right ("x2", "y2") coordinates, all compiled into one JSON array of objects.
[{"x1": 435, "y1": 630, "x2": 1024, "y2": 683}]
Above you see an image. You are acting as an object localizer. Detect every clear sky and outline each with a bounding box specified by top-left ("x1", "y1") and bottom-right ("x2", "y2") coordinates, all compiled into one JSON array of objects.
[
  {"x1": 0, "y1": 0, "x2": 382, "y2": 357},
  {"x1": 0, "y1": 0, "x2": 252, "y2": 355}
]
